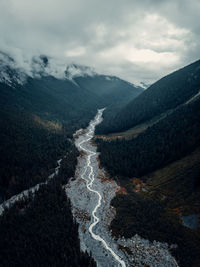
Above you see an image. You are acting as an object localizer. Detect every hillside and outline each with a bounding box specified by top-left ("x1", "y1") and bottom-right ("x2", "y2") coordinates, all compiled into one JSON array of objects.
[
  {"x1": 97, "y1": 96, "x2": 200, "y2": 179},
  {"x1": 0, "y1": 53, "x2": 142, "y2": 201},
  {"x1": 95, "y1": 61, "x2": 200, "y2": 267},
  {"x1": 75, "y1": 74, "x2": 143, "y2": 132},
  {"x1": 0, "y1": 159, "x2": 96, "y2": 267},
  {"x1": 96, "y1": 59, "x2": 200, "y2": 134}
]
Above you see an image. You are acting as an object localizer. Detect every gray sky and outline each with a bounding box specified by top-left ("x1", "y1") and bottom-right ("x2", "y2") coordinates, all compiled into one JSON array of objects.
[{"x1": 0, "y1": 0, "x2": 199, "y2": 84}]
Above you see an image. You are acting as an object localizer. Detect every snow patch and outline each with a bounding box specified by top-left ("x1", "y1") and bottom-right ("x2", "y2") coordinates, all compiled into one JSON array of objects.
[
  {"x1": 0, "y1": 52, "x2": 98, "y2": 87},
  {"x1": 0, "y1": 52, "x2": 27, "y2": 87}
]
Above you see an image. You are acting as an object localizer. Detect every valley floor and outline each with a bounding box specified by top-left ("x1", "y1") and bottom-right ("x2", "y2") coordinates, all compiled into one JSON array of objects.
[{"x1": 65, "y1": 110, "x2": 178, "y2": 267}]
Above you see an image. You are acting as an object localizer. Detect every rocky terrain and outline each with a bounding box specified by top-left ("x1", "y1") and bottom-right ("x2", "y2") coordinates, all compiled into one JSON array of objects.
[{"x1": 65, "y1": 110, "x2": 179, "y2": 267}]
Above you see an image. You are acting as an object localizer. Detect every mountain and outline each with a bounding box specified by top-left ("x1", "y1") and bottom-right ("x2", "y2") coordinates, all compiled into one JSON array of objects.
[
  {"x1": 96, "y1": 59, "x2": 200, "y2": 134},
  {"x1": 95, "y1": 60, "x2": 200, "y2": 267},
  {"x1": 0, "y1": 52, "x2": 142, "y2": 201},
  {"x1": 66, "y1": 63, "x2": 143, "y2": 108},
  {"x1": 97, "y1": 95, "x2": 200, "y2": 179}
]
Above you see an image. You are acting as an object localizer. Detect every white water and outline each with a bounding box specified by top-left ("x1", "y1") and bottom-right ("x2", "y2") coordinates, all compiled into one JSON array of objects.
[
  {"x1": 0, "y1": 158, "x2": 62, "y2": 215},
  {"x1": 76, "y1": 109, "x2": 126, "y2": 267}
]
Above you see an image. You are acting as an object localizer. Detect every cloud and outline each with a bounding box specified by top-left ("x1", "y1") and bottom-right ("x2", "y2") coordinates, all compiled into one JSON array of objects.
[{"x1": 0, "y1": 0, "x2": 199, "y2": 84}]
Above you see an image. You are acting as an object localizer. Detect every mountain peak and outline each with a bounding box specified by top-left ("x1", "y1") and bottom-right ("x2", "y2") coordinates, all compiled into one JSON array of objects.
[{"x1": 0, "y1": 52, "x2": 27, "y2": 87}]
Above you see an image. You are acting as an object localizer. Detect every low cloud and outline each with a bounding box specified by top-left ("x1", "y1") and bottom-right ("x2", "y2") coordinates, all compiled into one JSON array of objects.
[{"x1": 0, "y1": 0, "x2": 199, "y2": 84}]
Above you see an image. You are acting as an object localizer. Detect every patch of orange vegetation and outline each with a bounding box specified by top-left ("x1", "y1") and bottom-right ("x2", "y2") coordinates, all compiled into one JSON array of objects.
[
  {"x1": 132, "y1": 177, "x2": 146, "y2": 193},
  {"x1": 117, "y1": 187, "x2": 128, "y2": 195},
  {"x1": 33, "y1": 114, "x2": 62, "y2": 132},
  {"x1": 100, "y1": 177, "x2": 108, "y2": 183},
  {"x1": 80, "y1": 151, "x2": 86, "y2": 157},
  {"x1": 169, "y1": 207, "x2": 183, "y2": 214},
  {"x1": 94, "y1": 135, "x2": 123, "y2": 141},
  {"x1": 98, "y1": 172, "x2": 112, "y2": 183}
]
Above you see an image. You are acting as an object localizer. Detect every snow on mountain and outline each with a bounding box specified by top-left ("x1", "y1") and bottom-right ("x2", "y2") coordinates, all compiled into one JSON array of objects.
[
  {"x1": 0, "y1": 52, "x2": 27, "y2": 87},
  {"x1": 0, "y1": 51, "x2": 146, "y2": 89},
  {"x1": 0, "y1": 52, "x2": 98, "y2": 87}
]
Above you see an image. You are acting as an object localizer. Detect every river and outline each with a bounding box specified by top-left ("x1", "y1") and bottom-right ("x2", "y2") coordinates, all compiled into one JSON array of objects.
[
  {"x1": 1, "y1": 108, "x2": 179, "y2": 267},
  {"x1": 74, "y1": 108, "x2": 126, "y2": 266},
  {"x1": 65, "y1": 108, "x2": 179, "y2": 267}
]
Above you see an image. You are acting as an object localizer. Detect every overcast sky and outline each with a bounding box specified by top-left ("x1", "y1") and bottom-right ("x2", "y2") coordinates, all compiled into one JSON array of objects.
[{"x1": 0, "y1": 0, "x2": 199, "y2": 84}]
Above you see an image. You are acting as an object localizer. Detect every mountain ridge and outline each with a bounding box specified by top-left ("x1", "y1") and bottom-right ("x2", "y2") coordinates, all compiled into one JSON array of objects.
[{"x1": 96, "y1": 59, "x2": 200, "y2": 134}]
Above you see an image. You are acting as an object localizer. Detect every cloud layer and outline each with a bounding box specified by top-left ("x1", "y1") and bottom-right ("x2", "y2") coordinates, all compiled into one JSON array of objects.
[{"x1": 0, "y1": 0, "x2": 199, "y2": 84}]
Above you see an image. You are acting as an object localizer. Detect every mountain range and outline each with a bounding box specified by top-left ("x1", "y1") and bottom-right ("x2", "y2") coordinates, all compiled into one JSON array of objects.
[
  {"x1": 0, "y1": 52, "x2": 200, "y2": 267},
  {"x1": 0, "y1": 52, "x2": 143, "y2": 201},
  {"x1": 96, "y1": 59, "x2": 200, "y2": 134}
]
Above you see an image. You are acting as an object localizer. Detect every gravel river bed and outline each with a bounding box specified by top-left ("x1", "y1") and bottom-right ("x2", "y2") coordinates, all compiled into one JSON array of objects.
[{"x1": 65, "y1": 109, "x2": 179, "y2": 267}]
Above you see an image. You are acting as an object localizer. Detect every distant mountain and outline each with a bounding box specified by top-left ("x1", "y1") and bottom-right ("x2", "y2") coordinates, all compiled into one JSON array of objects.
[
  {"x1": 0, "y1": 52, "x2": 27, "y2": 86},
  {"x1": 96, "y1": 59, "x2": 200, "y2": 134},
  {"x1": 137, "y1": 82, "x2": 150, "y2": 89},
  {"x1": 0, "y1": 52, "x2": 142, "y2": 201},
  {"x1": 74, "y1": 75, "x2": 143, "y2": 107}
]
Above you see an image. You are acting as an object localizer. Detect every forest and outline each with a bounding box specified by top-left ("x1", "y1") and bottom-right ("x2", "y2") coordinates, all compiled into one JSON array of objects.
[
  {"x1": 0, "y1": 74, "x2": 100, "y2": 201},
  {"x1": 0, "y1": 182, "x2": 96, "y2": 267},
  {"x1": 0, "y1": 128, "x2": 96, "y2": 267},
  {"x1": 0, "y1": 56, "x2": 144, "y2": 266},
  {"x1": 0, "y1": 67, "x2": 142, "y2": 202},
  {"x1": 0, "y1": 106, "x2": 92, "y2": 201},
  {"x1": 111, "y1": 193, "x2": 200, "y2": 267},
  {"x1": 96, "y1": 59, "x2": 200, "y2": 134},
  {"x1": 96, "y1": 96, "x2": 200, "y2": 267},
  {"x1": 96, "y1": 97, "x2": 200, "y2": 180}
]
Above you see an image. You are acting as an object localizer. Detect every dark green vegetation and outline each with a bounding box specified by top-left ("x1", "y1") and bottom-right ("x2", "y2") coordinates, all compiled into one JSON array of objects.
[
  {"x1": 0, "y1": 54, "x2": 142, "y2": 265},
  {"x1": 75, "y1": 75, "x2": 142, "y2": 108},
  {"x1": 96, "y1": 60, "x2": 200, "y2": 266},
  {"x1": 0, "y1": 182, "x2": 96, "y2": 267},
  {"x1": 0, "y1": 76, "x2": 98, "y2": 201},
  {"x1": 144, "y1": 148, "x2": 200, "y2": 215},
  {"x1": 0, "y1": 97, "x2": 96, "y2": 266},
  {"x1": 111, "y1": 194, "x2": 200, "y2": 267},
  {"x1": 0, "y1": 56, "x2": 141, "y2": 201},
  {"x1": 77, "y1": 75, "x2": 143, "y2": 135},
  {"x1": 97, "y1": 98, "x2": 200, "y2": 266},
  {"x1": 96, "y1": 59, "x2": 200, "y2": 134},
  {"x1": 97, "y1": 97, "x2": 200, "y2": 179}
]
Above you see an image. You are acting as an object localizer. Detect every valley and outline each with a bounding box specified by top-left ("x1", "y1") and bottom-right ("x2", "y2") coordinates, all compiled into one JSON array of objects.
[
  {"x1": 95, "y1": 61, "x2": 200, "y2": 267},
  {"x1": 0, "y1": 54, "x2": 200, "y2": 267},
  {"x1": 1, "y1": 1, "x2": 200, "y2": 266},
  {"x1": 65, "y1": 109, "x2": 178, "y2": 267}
]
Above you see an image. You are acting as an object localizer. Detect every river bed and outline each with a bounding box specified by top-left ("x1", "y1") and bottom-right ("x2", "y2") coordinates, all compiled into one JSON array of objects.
[{"x1": 65, "y1": 109, "x2": 179, "y2": 267}]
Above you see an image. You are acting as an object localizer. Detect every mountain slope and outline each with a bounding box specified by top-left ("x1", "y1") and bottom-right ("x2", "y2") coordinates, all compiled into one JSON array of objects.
[
  {"x1": 97, "y1": 96, "x2": 200, "y2": 179},
  {"x1": 97, "y1": 59, "x2": 200, "y2": 134},
  {"x1": 0, "y1": 53, "x2": 142, "y2": 201},
  {"x1": 75, "y1": 75, "x2": 142, "y2": 106},
  {"x1": 96, "y1": 60, "x2": 200, "y2": 267}
]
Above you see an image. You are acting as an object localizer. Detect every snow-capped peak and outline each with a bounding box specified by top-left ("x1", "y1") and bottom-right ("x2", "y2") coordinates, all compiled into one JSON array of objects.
[
  {"x1": 0, "y1": 52, "x2": 98, "y2": 88},
  {"x1": 0, "y1": 52, "x2": 27, "y2": 87}
]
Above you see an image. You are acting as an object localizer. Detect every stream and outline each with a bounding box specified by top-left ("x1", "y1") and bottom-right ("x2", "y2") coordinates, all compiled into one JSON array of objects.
[
  {"x1": 65, "y1": 108, "x2": 179, "y2": 267},
  {"x1": 1, "y1": 108, "x2": 179, "y2": 267},
  {"x1": 74, "y1": 108, "x2": 126, "y2": 266}
]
